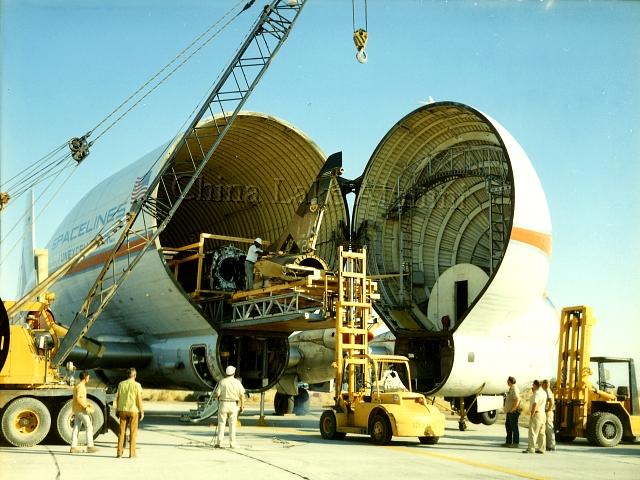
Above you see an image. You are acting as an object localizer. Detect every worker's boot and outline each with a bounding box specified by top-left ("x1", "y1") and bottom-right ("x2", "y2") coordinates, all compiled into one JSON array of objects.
[
  {"x1": 69, "y1": 447, "x2": 82, "y2": 454},
  {"x1": 87, "y1": 446, "x2": 99, "y2": 453}
]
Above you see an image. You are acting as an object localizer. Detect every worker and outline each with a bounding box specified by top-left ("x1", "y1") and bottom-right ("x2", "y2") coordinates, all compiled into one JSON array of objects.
[
  {"x1": 441, "y1": 315, "x2": 451, "y2": 331},
  {"x1": 381, "y1": 368, "x2": 407, "y2": 392},
  {"x1": 244, "y1": 237, "x2": 263, "y2": 290},
  {"x1": 503, "y1": 376, "x2": 521, "y2": 448},
  {"x1": 115, "y1": 367, "x2": 144, "y2": 458},
  {"x1": 542, "y1": 379, "x2": 556, "y2": 451},
  {"x1": 70, "y1": 371, "x2": 98, "y2": 454},
  {"x1": 213, "y1": 365, "x2": 246, "y2": 448},
  {"x1": 523, "y1": 379, "x2": 546, "y2": 454}
]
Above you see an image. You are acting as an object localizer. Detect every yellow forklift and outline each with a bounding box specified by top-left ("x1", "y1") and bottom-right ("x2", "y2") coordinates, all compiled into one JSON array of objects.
[
  {"x1": 555, "y1": 306, "x2": 640, "y2": 446},
  {"x1": 318, "y1": 248, "x2": 445, "y2": 445}
]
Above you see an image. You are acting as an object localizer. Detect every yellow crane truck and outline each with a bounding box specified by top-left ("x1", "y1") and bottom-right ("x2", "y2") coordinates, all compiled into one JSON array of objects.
[
  {"x1": 0, "y1": 237, "x2": 115, "y2": 447},
  {"x1": 555, "y1": 306, "x2": 640, "y2": 447},
  {"x1": 0, "y1": 296, "x2": 111, "y2": 447},
  {"x1": 318, "y1": 248, "x2": 445, "y2": 445}
]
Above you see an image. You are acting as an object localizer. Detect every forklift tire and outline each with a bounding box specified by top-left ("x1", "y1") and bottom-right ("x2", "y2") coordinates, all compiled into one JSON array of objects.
[
  {"x1": 319, "y1": 410, "x2": 345, "y2": 440},
  {"x1": 586, "y1": 412, "x2": 623, "y2": 447},
  {"x1": 480, "y1": 410, "x2": 498, "y2": 425},
  {"x1": 56, "y1": 398, "x2": 105, "y2": 444},
  {"x1": 555, "y1": 433, "x2": 576, "y2": 443},
  {"x1": 1, "y1": 397, "x2": 52, "y2": 447},
  {"x1": 370, "y1": 414, "x2": 392, "y2": 445},
  {"x1": 419, "y1": 436, "x2": 439, "y2": 445}
]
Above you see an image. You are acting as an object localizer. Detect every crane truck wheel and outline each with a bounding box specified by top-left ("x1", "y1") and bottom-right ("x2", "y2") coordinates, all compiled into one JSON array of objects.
[
  {"x1": 586, "y1": 412, "x2": 623, "y2": 447},
  {"x1": 56, "y1": 398, "x2": 105, "y2": 444},
  {"x1": 370, "y1": 414, "x2": 393, "y2": 445},
  {"x1": 1, "y1": 397, "x2": 52, "y2": 447},
  {"x1": 319, "y1": 410, "x2": 346, "y2": 440}
]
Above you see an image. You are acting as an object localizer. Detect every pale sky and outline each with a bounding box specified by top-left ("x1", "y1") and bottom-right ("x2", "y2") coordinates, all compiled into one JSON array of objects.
[{"x1": 1, "y1": 0, "x2": 639, "y2": 367}]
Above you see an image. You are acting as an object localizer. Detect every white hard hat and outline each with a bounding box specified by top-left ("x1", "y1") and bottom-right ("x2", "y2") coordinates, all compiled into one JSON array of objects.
[
  {"x1": 225, "y1": 365, "x2": 236, "y2": 376},
  {"x1": 254, "y1": 237, "x2": 262, "y2": 245}
]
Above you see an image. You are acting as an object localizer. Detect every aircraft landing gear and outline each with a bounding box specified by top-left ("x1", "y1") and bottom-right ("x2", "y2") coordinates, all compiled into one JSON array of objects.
[{"x1": 458, "y1": 419, "x2": 468, "y2": 431}]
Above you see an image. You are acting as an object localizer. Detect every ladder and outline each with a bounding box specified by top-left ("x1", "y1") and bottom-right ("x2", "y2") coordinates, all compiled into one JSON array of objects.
[
  {"x1": 180, "y1": 391, "x2": 219, "y2": 423},
  {"x1": 335, "y1": 246, "x2": 375, "y2": 407}
]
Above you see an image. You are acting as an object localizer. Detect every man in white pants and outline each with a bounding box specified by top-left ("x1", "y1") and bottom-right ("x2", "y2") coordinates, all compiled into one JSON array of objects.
[
  {"x1": 70, "y1": 371, "x2": 98, "y2": 453},
  {"x1": 214, "y1": 365, "x2": 246, "y2": 448},
  {"x1": 542, "y1": 379, "x2": 556, "y2": 451},
  {"x1": 523, "y1": 379, "x2": 546, "y2": 454}
]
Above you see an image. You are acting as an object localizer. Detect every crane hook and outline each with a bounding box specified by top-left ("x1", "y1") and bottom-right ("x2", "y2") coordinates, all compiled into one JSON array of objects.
[{"x1": 353, "y1": 28, "x2": 368, "y2": 64}]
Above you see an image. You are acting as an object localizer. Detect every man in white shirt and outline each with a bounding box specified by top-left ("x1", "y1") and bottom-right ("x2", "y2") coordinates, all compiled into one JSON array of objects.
[
  {"x1": 523, "y1": 379, "x2": 547, "y2": 454},
  {"x1": 214, "y1": 365, "x2": 246, "y2": 448},
  {"x1": 244, "y1": 238, "x2": 263, "y2": 290},
  {"x1": 542, "y1": 379, "x2": 556, "y2": 451}
]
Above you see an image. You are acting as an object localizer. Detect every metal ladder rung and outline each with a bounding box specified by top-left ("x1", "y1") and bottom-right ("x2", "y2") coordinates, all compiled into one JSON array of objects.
[
  {"x1": 338, "y1": 327, "x2": 368, "y2": 334},
  {"x1": 340, "y1": 271, "x2": 366, "y2": 278},
  {"x1": 336, "y1": 301, "x2": 371, "y2": 308},
  {"x1": 341, "y1": 343, "x2": 368, "y2": 350},
  {"x1": 341, "y1": 251, "x2": 366, "y2": 260}
]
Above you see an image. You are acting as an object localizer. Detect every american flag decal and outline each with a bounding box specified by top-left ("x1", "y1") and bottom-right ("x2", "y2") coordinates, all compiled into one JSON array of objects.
[{"x1": 130, "y1": 170, "x2": 151, "y2": 205}]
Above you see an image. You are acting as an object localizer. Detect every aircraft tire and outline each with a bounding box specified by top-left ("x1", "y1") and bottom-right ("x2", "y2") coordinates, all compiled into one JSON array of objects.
[
  {"x1": 274, "y1": 392, "x2": 294, "y2": 416},
  {"x1": 480, "y1": 410, "x2": 498, "y2": 425},
  {"x1": 293, "y1": 388, "x2": 310, "y2": 415}
]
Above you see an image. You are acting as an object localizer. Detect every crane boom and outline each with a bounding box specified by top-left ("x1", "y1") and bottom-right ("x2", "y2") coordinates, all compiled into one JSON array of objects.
[{"x1": 52, "y1": 0, "x2": 308, "y2": 367}]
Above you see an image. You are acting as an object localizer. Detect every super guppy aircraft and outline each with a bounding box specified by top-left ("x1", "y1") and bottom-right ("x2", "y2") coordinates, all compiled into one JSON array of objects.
[{"x1": 41, "y1": 102, "x2": 557, "y2": 423}]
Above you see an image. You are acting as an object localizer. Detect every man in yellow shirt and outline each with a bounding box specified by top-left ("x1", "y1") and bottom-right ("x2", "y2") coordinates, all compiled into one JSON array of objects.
[
  {"x1": 70, "y1": 371, "x2": 98, "y2": 453},
  {"x1": 115, "y1": 367, "x2": 144, "y2": 458}
]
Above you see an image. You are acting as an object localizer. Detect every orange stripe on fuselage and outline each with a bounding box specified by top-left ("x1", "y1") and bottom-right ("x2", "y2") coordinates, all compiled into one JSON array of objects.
[
  {"x1": 67, "y1": 238, "x2": 149, "y2": 275},
  {"x1": 510, "y1": 227, "x2": 552, "y2": 256}
]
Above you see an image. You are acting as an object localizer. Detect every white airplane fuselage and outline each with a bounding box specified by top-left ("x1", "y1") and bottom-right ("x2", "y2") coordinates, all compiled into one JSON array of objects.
[{"x1": 43, "y1": 104, "x2": 557, "y2": 416}]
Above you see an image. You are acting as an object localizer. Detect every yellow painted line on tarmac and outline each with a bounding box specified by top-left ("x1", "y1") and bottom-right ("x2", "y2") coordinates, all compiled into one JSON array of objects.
[{"x1": 385, "y1": 446, "x2": 550, "y2": 480}]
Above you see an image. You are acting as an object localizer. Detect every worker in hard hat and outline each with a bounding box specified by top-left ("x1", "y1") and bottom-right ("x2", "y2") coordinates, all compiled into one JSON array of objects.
[
  {"x1": 244, "y1": 237, "x2": 263, "y2": 290},
  {"x1": 213, "y1": 365, "x2": 246, "y2": 448}
]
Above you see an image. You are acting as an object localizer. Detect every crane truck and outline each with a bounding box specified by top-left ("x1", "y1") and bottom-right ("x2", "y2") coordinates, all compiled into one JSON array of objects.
[{"x1": 0, "y1": 228, "x2": 124, "y2": 447}]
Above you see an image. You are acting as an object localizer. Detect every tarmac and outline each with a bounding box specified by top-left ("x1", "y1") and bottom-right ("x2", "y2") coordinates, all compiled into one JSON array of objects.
[{"x1": 1, "y1": 401, "x2": 638, "y2": 480}]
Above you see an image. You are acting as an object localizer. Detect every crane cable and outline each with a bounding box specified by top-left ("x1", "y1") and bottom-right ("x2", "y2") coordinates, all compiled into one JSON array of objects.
[
  {"x1": 0, "y1": 0, "x2": 254, "y2": 213},
  {"x1": 352, "y1": 0, "x2": 369, "y2": 64},
  {"x1": 86, "y1": 0, "x2": 254, "y2": 145},
  {"x1": 0, "y1": 0, "x2": 256, "y2": 267}
]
